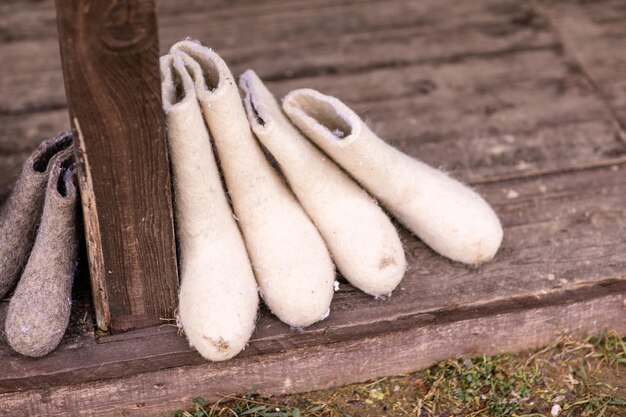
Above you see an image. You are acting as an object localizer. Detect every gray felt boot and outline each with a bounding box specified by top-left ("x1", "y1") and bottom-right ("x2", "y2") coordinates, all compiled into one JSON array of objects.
[
  {"x1": 0, "y1": 132, "x2": 73, "y2": 300},
  {"x1": 5, "y1": 148, "x2": 79, "y2": 357}
]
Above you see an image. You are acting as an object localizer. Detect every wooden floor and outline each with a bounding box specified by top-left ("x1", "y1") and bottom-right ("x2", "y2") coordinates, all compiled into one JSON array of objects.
[{"x1": 1, "y1": 0, "x2": 626, "y2": 415}]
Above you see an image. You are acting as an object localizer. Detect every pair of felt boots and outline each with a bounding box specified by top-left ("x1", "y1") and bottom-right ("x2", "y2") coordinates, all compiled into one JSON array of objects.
[
  {"x1": 0, "y1": 132, "x2": 79, "y2": 357},
  {"x1": 161, "y1": 40, "x2": 504, "y2": 362}
]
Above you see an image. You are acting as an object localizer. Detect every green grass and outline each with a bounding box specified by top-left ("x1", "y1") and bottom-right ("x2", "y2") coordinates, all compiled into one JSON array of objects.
[
  {"x1": 421, "y1": 353, "x2": 541, "y2": 416},
  {"x1": 174, "y1": 394, "x2": 331, "y2": 417},
  {"x1": 174, "y1": 332, "x2": 626, "y2": 417}
]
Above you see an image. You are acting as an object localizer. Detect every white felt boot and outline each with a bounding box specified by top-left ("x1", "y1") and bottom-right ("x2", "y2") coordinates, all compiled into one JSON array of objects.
[
  {"x1": 161, "y1": 54, "x2": 258, "y2": 361},
  {"x1": 169, "y1": 40, "x2": 334, "y2": 328},
  {"x1": 283, "y1": 89, "x2": 503, "y2": 265},
  {"x1": 239, "y1": 70, "x2": 406, "y2": 297}
]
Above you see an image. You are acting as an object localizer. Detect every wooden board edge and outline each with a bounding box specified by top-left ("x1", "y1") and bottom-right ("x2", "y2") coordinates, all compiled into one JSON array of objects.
[
  {"x1": 54, "y1": 0, "x2": 180, "y2": 332},
  {"x1": 72, "y1": 118, "x2": 110, "y2": 331},
  {"x1": 1, "y1": 277, "x2": 624, "y2": 393},
  {"x1": 1, "y1": 291, "x2": 624, "y2": 416}
]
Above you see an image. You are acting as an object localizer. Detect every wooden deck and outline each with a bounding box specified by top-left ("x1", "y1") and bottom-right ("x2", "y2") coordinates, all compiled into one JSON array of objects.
[{"x1": 1, "y1": 0, "x2": 625, "y2": 415}]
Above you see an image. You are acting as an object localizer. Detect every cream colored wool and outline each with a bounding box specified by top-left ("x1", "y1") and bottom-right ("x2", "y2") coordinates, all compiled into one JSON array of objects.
[
  {"x1": 169, "y1": 41, "x2": 334, "y2": 327},
  {"x1": 0, "y1": 132, "x2": 72, "y2": 300},
  {"x1": 5, "y1": 150, "x2": 78, "y2": 357},
  {"x1": 283, "y1": 89, "x2": 503, "y2": 265},
  {"x1": 161, "y1": 54, "x2": 258, "y2": 361},
  {"x1": 239, "y1": 70, "x2": 406, "y2": 297}
]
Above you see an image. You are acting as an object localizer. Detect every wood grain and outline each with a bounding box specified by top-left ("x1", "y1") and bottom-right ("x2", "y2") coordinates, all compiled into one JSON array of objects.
[
  {"x1": 2, "y1": 0, "x2": 539, "y2": 187},
  {"x1": 0, "y1": 291, "x2": 624, "y2": 416},
  {"x1": 1, "y1": 0, "x2": 623, "y2": 191},
  {"x1": 0, "y1": 0, "x2": 625, "y2": 414},
  {"x1": 0, "y1": 34, "x2": 622, "y2": 195},
  {"x1": 541, "y1": 0, "x2": 626, "y2": 133},
  {"x1": 1, "y1": 164, "x2": 625, "y2": 392},
  {"x1": 55, "y1": 0, "x2": 178, "y2": 331},
  {"x1": 0, "y1": 0, "x2": 557, "y2": 115}
]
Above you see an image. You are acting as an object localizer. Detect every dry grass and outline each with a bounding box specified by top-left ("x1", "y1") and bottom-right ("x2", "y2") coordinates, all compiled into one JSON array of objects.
[{"x1": 174, "y1": 331, "x2": 626, "y2": 417}]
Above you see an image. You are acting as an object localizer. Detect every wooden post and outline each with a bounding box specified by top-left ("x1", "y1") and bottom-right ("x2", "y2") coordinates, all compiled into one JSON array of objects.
[{"x1": 55, "y1": 0, "x2": 179, "y2": 332}]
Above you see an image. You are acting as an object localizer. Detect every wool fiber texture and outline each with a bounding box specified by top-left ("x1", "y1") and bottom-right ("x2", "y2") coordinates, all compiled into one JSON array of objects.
[
  {"x1": 0, "y1": 132, "x2": 73, "y2": 300},
  {"x1": 283, "y1": 89, "x2": 503, "y2": 264},
  {"x1": 161, "y1": 54, "x2": 258, "y2": 361},
  {"x1": 169, "y1": 41, "x2": 335, "y2": 327},
  {"x1": 240, "y1": 70, "x2": 406, "y2": 297},
  {"x1": 5, "y1": 149, "x2": 78, "y2": 357}
]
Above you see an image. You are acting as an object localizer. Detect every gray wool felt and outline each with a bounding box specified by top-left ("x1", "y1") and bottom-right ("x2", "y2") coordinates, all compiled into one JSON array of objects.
[
  {"x1": 5, "y1": 150, "x2": 78, "y2": 357},
  {"x1": 0, "y1": 132, "x2": 73, "y2": 300}
]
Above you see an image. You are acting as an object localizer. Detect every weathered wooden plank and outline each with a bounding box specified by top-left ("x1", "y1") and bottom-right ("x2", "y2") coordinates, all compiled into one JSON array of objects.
[
  {"x1": 0, "y1": 0, "x2": 563, "y2": 204},
  {"x1": 0, "y1": 0, "x2": 542, "y2": 48},
  {"x1": 0, "y1": 0, "x2": 556, "y2": 115},
  {"x1": 0, "y1": 0, "x2": 566, "y2": 197},
  {"x1": 0, "y1": 0, "x2": 379, "y2": 44},
  {"x1": 1, "y1": 164, "x2": 625, "y2": 392},
  {"x1": 158, "y1": 0, "x2": 551, "y2": 59},
  {"x1": 0, "y1": 112, "x2": 69, "y2": 154},
  {"x1": 1, "y1": 290, "x2": 624, "y2": 416},
  {"x1": 541, "y1": 0, "x2": 626, "y2": 133},
  {"x1": 3, "y1": 48, "x2": 623, "y2": 191},
  {"x1": 266, "y1": 48, "x2": 626, "y2": 183},
  {"x1": 3, "y1": 1, "x2": 622, "y2": 191},
  {"x1": 0, "y1": 0, "x2": 624, "y2": 415},
  {"x1": 55, "y1": 0, "x2": 178, "y2": 332}
]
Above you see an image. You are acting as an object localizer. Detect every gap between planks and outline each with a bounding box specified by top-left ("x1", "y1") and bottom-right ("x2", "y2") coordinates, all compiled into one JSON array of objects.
[{"x1": 535, "y1": 1, "x2": 626, "y2": 142}]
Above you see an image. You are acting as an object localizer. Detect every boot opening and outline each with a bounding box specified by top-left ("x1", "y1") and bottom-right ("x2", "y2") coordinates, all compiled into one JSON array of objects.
[
  {"x1": 33, "y1": 133, "x2": 73, "y2": 173},
  {"x1": 289, "y1": 94, "x2": 352, "y2": 140},
  {"x1": 176, "y1": 45, "x2": 221, "y2": 92}
]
